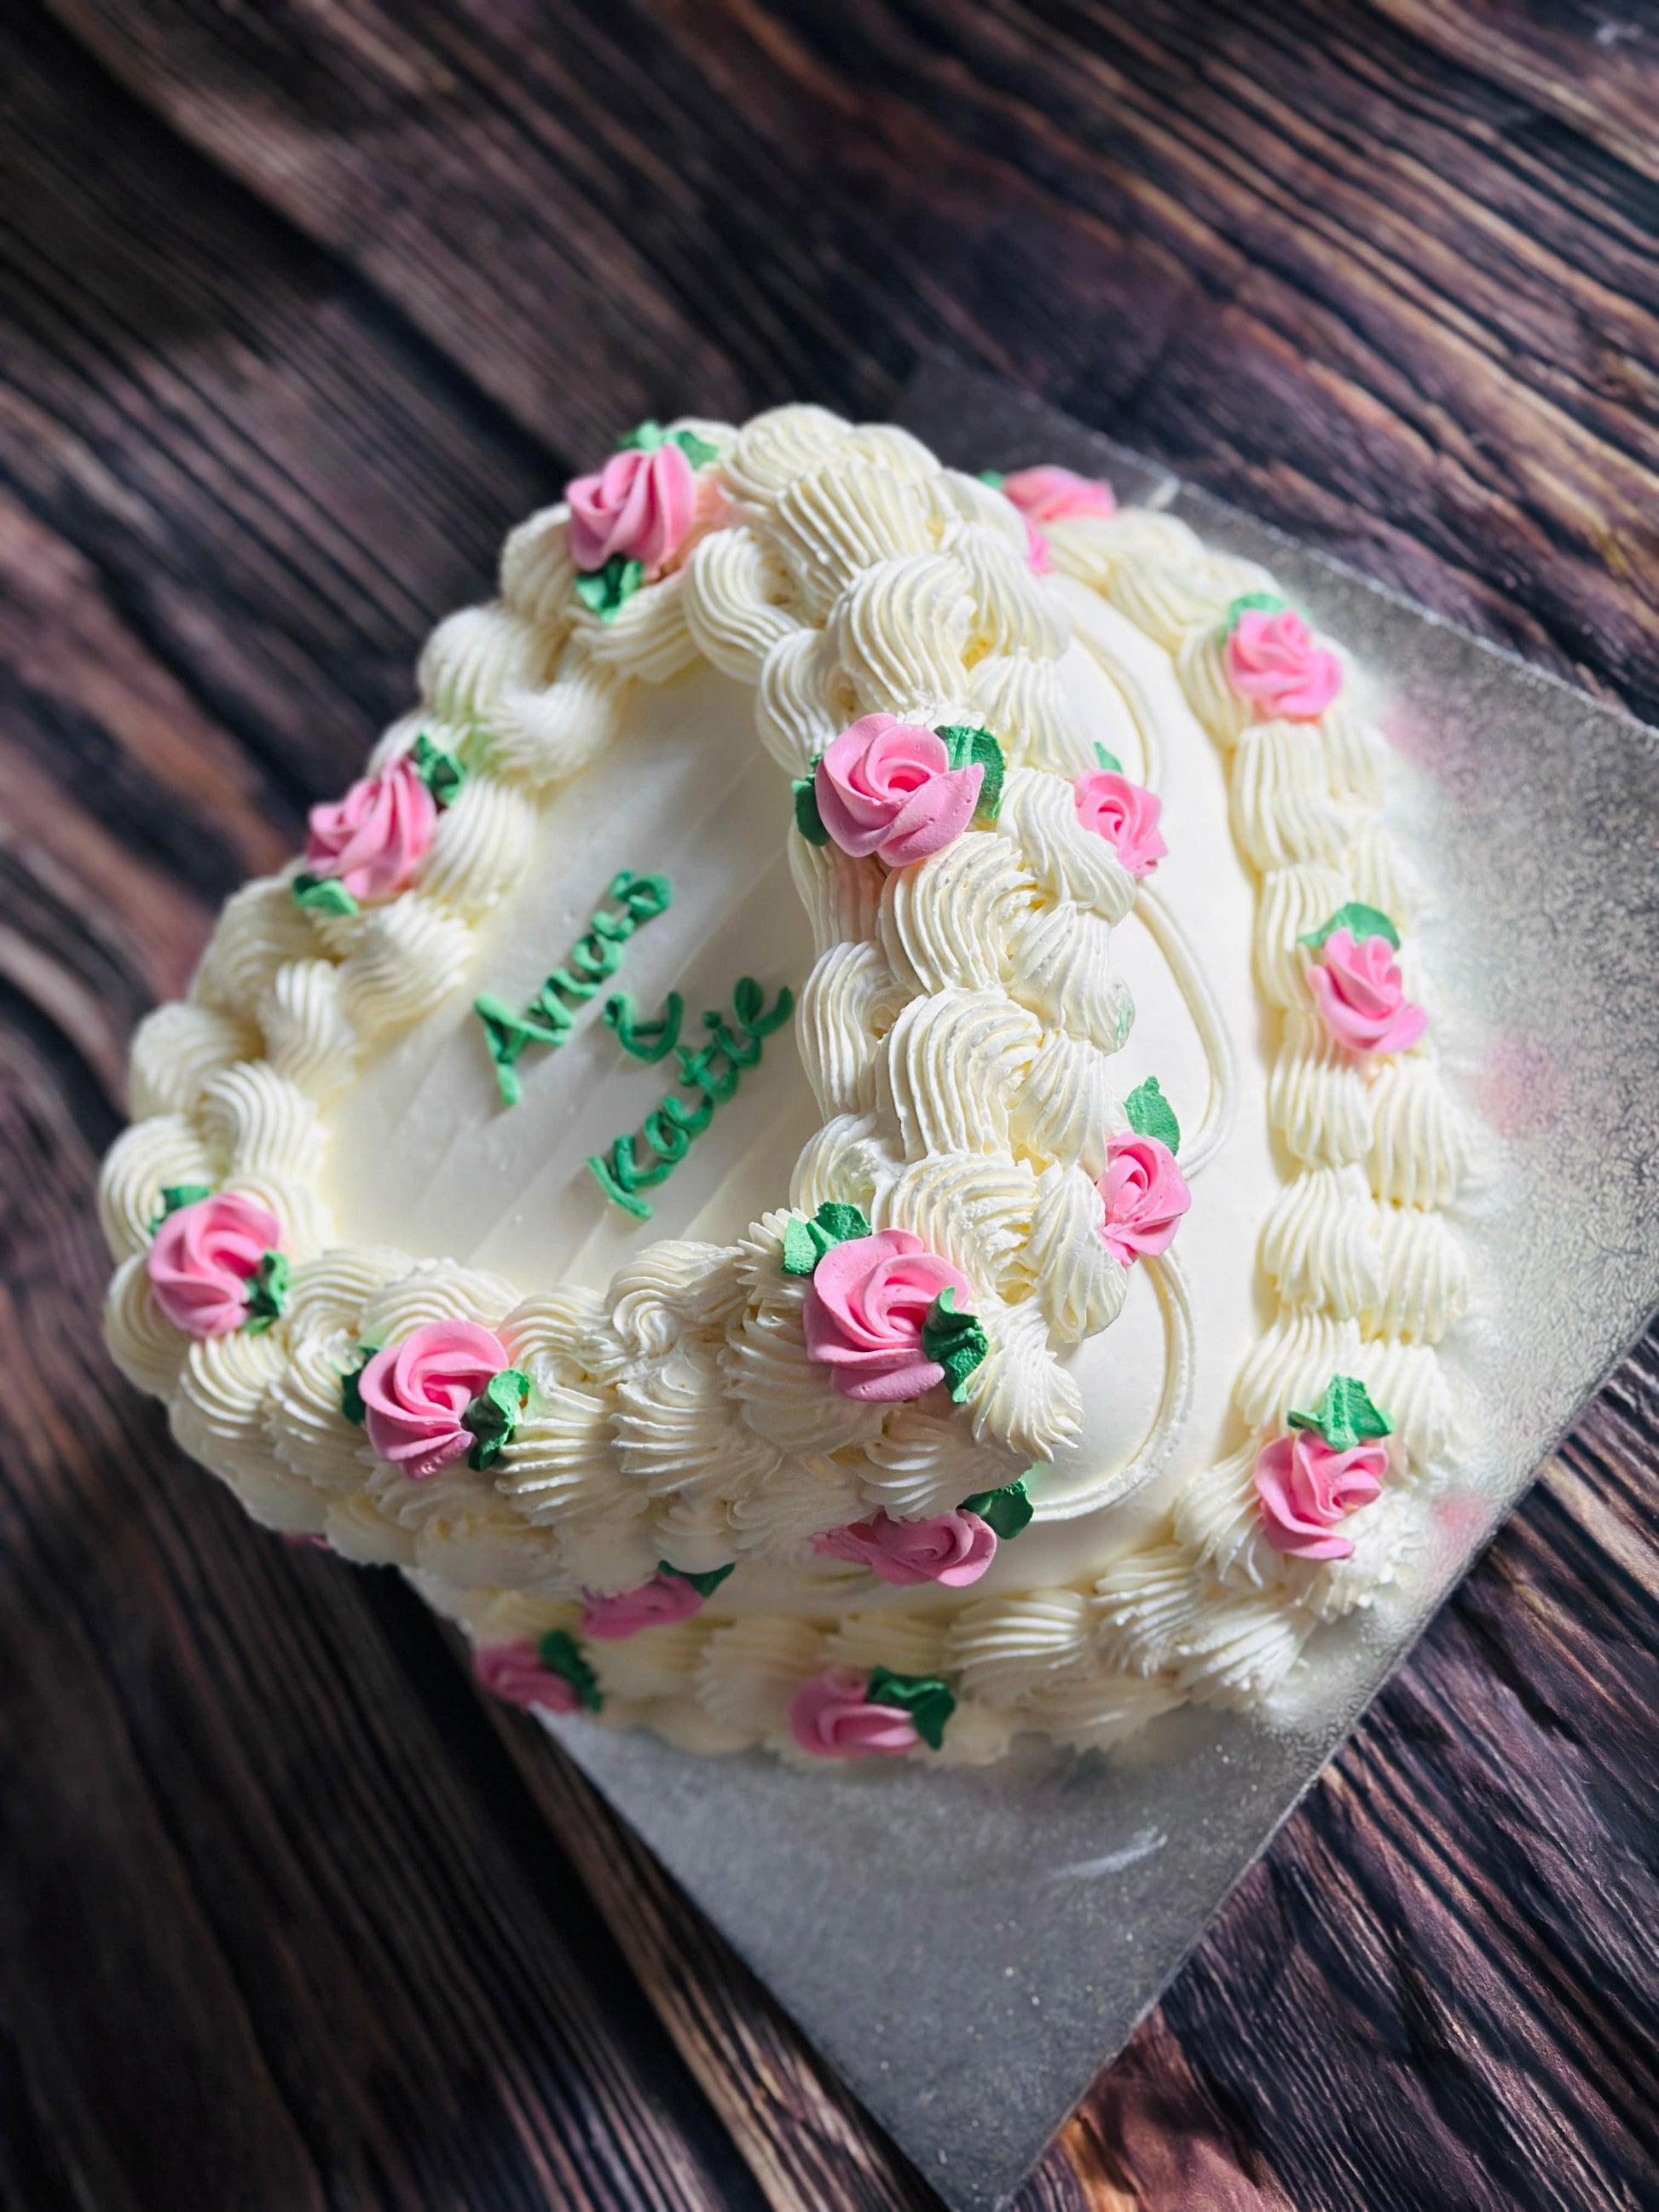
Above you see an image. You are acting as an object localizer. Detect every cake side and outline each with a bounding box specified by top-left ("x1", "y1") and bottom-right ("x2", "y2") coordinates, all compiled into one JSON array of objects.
[{"x1": 98, "y1": 406, "x2": 1471, "y2": 1765}]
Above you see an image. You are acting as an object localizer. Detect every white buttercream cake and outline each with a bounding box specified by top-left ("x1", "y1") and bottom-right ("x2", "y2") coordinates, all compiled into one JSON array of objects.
[{"x1": 100, "y1": 406, "x2": 1470, "y2": 1765}]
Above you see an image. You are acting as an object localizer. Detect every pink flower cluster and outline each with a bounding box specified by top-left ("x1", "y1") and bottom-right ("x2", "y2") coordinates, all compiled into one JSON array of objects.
[
  {"x1": 813, "y1": 714, "x2": 982, "y2": 869},
  {"x1": 359, "y1": 1319, "x2": 509, "y2": 1481},
  {"x1": 812, "y1": 1506, "x2": 996, "y2": 1588},
  {"x1": 579, "y1": 1574, "x2": 706, "y2": 1639},
  {"x1": 473, "y1": 1641, "x2": 581, "y2": 1715},
  {"x1": 801, "y1": 1229, "x2": 968, "y2": 1403},
  {"x1": 567, "y1": 442, "x2": 697, "y2": 579},
  {"x1": 1253, "y1": 1430, "x2": 1387, "y2": 1561},
  {"x1": 1073, "y1": 768, "x2": 1166, "y2": 876},
  {"x1": 305, "y1": 753, "x2": 436, "y2": 903},
  {"x1": 1224, "y1": 607, "x2": 1342, "y2": 723},
  {"x1": 787, "y1": 1671, "x2": 921, "y2": 1760},
  {"x1": 1306, "y1": 928, "x2": 1425, "y2": 1055},
  {"x1": 999, "y1": 465, "x2": 1116, "y2": 575},
  {"x1": 147, "y1": 1192, "x2": 282, "y2": 1337},
  {"x1": 1096, "y1": 1133, "x2": 1190, "y2": 1265}
]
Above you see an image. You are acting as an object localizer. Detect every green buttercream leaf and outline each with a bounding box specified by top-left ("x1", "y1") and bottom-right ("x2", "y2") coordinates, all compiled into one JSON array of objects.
[
  {"x1": 1224, "y1": 591, "x2": 1287, "y2": 632},
  {"x1": 463, "y1": 1366, "x2": 530, "y2": 1472},
  {"x1": 781, "y1": 1217, "x2": 820, "y2": 1275},
  {"x1": 814, "y1": 1200, "x2": 871, "y2": 1245},
  {"x1": 339, "y1": 1347, "x2": 379, "y2": 1426},
  {"x1": 660, "y1": 1560, "x2": 735, "y2": 1598},
  {"x1": 782, "y1": 1201, "x2": 872, "y2": 1275},
  {"x1": 605, "y1": 990, "x2": 684, "y2": 1062},
  {"x1": 152, "y1": 1182, "x2": 212, "y2": 1230},
  {"x1": 1122, "y1": 1075, "x2": 1181, "y2": 1155},
  {"x1": 616, "y1": 419, "x2": 667, "y2": 451},
  {"x1": 241, "y1": 1250, "x2": 288, "y2": 1332},
  {"x1": 610, "y1": 869, "x2": 673, "y2": 922},
  {"x1": 409, "y1": 730, "x2": 465, "y2": 806},
  {"x1": 1286, "y1": 1374, "x2": 1392, "y2": 1453},
  {"x1": 935, "y1": 723, "x2": 1005, "y2": 823},
  {"x1": 1298, "y1": 902, "x2": 1401, "y2": 952},
  {"x1": 865, "y1": 1666, "x2": 955, "y2": 1751},
  {"x1": 671, "y1": 428, "x2": 720, "y2": 468},
  {"x1": 957, "y1": 1477, "x2": 1033, "y2": 1540},
  {"x1": 291, "y1": 872, "x2": 359, "y2": 917},
  {"x1": 977, "y1": 468, "x2": 1006, "y2": 489},
  {"x1": 921, "y1": 1285, "x2": 989, "y2": 1403},
  {"x1": 794, "y1": 769, "x2": 830, "y2": 846},
  {"x1": 536, "y1": 1628, "x2": 604, "y2": 1712},
  {"x1": 574, "y1": 554, "x2": 645, "y2": 619},
  {"x1": 1093, "y1": 742, "x2": 1123, "y2": 773}
]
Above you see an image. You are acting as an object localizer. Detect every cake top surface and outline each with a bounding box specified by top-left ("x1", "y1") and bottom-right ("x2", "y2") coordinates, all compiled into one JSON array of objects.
[{"x1": 100, "y1": 405, "x2": 1469, "y2": 1766}]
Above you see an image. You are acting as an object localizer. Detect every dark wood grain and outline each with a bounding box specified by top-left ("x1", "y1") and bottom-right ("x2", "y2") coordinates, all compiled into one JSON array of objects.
[{"x1": 2, "y1": 3, "x2": 1655, "y2": 2208}]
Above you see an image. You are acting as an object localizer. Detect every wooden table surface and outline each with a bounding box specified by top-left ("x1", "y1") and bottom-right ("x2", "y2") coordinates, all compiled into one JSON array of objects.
[{"x1": 3, "y1": 5, "x2": 1656, "y2": 2207}]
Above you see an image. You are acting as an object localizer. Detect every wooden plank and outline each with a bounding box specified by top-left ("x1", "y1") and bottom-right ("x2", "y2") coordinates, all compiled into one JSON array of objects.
[
  {"x1": 1, "y1": 4, "x2": 558, "y2": 803},
  {"x1": 491, "y1": 1712, "x2": 942, "y2": 2212},
  {"x1": 0, "y1": 17, "x2": 770, "y2": 2209},
  {"x1": 42, "y1": 0, "x2": 1659, "y2": 716},
  {"x1": 0, "y1": 1008, "x2": 767, "y2": 2211},
  {"x1": 1372, "y1": 0, "x2": 1659, "y2": 182}
]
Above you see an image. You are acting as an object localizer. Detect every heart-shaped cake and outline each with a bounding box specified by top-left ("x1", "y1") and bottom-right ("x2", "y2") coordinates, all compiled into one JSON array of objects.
[{"x1": 100, "y1": 406, "x2": 1469, "y2": 1764}]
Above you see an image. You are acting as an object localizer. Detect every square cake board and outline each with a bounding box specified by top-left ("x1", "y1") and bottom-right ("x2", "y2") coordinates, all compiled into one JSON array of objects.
[{"x1": 544, "y1": 363, "x2": 1659, "y2": 2209}]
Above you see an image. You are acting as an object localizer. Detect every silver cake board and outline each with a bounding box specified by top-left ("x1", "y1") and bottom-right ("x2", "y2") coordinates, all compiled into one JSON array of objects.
[{"x1": 545, "y1": 362, "x2": 1659, "y2": 2209}]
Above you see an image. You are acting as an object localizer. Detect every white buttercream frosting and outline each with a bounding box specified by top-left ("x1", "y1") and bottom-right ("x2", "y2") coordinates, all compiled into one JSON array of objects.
[{"x1": 98, "y1": 403, "x2": 1468, "y2": 1763}]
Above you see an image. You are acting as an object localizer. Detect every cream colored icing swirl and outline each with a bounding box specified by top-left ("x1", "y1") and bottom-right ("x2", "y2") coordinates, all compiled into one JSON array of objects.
[{"x1": 100, "y1": 405, "x2": 1468, "y2": 1764}]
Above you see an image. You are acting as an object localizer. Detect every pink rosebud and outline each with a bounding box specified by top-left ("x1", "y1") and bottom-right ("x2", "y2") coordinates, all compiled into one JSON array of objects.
[
  {"x1": 304, "y1": 753, "x2": 437, "y2": 904},
  {"x1": 1097, "y1": 1132, "x2": 1191, "y2": 1265},
  {"x1": 147, "y1": 1192, "x2": 282, "y2": 1338},
  {"x1": 802, "y1": 1230, "x2": 970, "y2": 1403},
  {"x1": 1306, "y1": 928, "x2": 1426, "y2": 1055},
  {"x1": 813, "y1": 713, "x2": 983, "y2": 869},
  {"x1": 566, "y1": 442, "x2": 697, "y2": 579},
  {"x1": 1021, "y1": 515, "x2": 1053, "y2": 575},
  {"x1": 1000, "y1": 465, "x2": 1117, "y2": 526},
  {"x1": 360, "y1": 1319, "x2": 509, "y2": 1481},
  {"x1": 474, "y1": 1640, "x2": 581, "y2": 1714},
  {"x1": 1225, "y1": 608, "x2": 1343, "y2": 722},
  {"x1": 580, "y1": 1573, "x2": 706, "y2": 1640},
  {"x1": 1073, "y1": 769, "x2": 1167, "y2": 876},
  {"x1": 812, "y1": 1507, "x2": 997, "y2": 1588},
  {"x1": 1253, "y1": 1430, "x2": 1388, "y2": 1561},
  {"x1": 787, "y1": 1670, "x2": 921, "y2": 1760}
]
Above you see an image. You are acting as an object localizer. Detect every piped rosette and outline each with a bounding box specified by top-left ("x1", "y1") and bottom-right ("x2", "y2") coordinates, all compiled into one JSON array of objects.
[
  {"x1": 565, "y1": 419, "x2": 726, "y2": 621},
  {"x1": 292, "y1": 732, "x2": 465, "y2": 919},
  {"x1": 146, "y1": 1188, "x2": 289, "y2": 1338}
]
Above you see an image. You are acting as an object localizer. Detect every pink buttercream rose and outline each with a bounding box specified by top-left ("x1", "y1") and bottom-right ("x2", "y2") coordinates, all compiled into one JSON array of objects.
[
  {"x1": 580, "y1": 1574, "x2": 706, "y2": 1640},
  {"x1": 360, "y1": 1319, "x2": 509, "y2": 1481},
  {"x1": 1254, "y1": 1430, "x2": 1388, "y2": 1562},
  {"x1": 147, "y1": 1192, "x2": 282, "y2": 1337},
  {"x1": 1001, "y1": 465, "x2": 1117, "y2": 526},
  {"x1": 802, "y1": 1230, "x2": 970, "y2": 1403},
  {"x1": 304, "y1": 753, "x2": 437, "y2": 903},
  {"x1": 813, "y1": 713, "x2": 983, "y2": 868},
  {"x1": 812, "y1": 1507, "x2": 997, "y2": 1588},
  {"x1": 787, "y1": 1670, "x2": 921, "y2": 1760},
  {"x1": 1306, "y1": 928, "x2": 1426, "y2": 1054},
  {"x1": 474, "y1": 1640, "x2": 581, "y2": 1714},
  {"x1": 1225, "y1": 607, "x2": 1343, "y2": 722},
  {"x1": 1097, "y1": 1132, "x2": 1191, "y2": 1265},
  {"x1": 566, "y1": 442, "x2": 697, "y2": 580},
  {"x1": 1073, "y1": 769, "x2": 1167, "y2": 876},
  {"x1": 1021, "y1": 515, "x2": 1053, "y2": 576}
]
